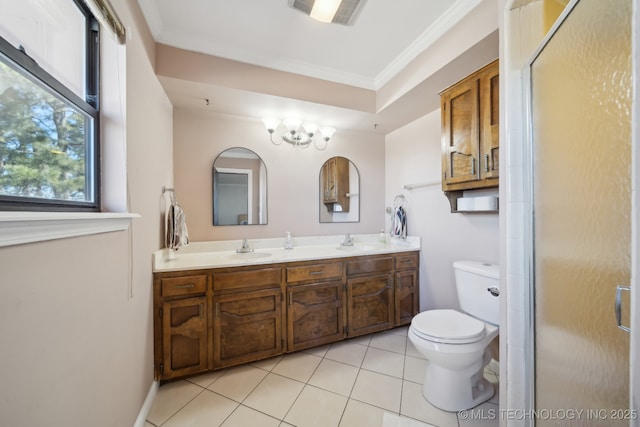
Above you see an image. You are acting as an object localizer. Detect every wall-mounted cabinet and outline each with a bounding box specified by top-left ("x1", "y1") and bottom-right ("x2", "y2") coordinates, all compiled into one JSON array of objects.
[
  {"x1": 321, "y1": 156, "x2": 350, "y2": 212},
  {"x1": 440, "y1": 59, "x2": 499, "y2": 212}
]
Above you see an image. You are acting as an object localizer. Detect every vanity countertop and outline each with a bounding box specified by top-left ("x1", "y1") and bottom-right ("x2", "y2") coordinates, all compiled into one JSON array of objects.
[{"x1": 153, "y1": 234, "x2": 420, "y2": 272}]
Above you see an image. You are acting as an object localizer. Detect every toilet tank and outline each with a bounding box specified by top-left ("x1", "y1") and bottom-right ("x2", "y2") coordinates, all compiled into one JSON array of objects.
[{"x1": 454, "y1": 261, "x2": 500, "y2": 325}]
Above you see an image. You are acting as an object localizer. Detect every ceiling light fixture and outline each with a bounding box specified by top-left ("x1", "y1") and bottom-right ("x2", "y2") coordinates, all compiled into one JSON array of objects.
[
  {"x1": 310, "y1": 0, "x2": 342, "y2": 23},
  {"x1": 262, "y1": 117, "x2": 336, "y2": 150},
  {"x1": 289, "y1": 0, "x2": 367, "y2": 26}
]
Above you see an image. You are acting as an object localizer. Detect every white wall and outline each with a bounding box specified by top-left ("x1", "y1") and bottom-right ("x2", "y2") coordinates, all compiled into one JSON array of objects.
[
  {"x1": 385, "y1": 110, "x2": 500, "y2": 310},
  {"x1": 173, "y1": 109, "x2": 386, "y2": 241},
  {"x1": 0, "y1": 1, "x2": 173, "y2": 425}
]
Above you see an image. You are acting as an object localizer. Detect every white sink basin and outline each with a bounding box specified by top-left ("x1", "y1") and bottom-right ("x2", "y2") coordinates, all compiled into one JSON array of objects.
[
  {"x1": 335, "y1": 245, "x2": 375, "y2": 252},
  {"x1": 227, "y1": 252, "x2": 272, "y2": 261}
]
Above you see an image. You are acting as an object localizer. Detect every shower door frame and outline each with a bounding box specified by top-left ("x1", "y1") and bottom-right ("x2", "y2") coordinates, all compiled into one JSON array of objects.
[{"x1": 522, "y1": 0, "x2": 637, "y2": 419}]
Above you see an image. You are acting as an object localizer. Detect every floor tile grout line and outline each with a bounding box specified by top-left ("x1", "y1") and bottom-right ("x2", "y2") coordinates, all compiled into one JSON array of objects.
[
  {"x1": 275, "y1": 350, "x2": 327, "y2": 424},
  {"x1": 149, "y1": 327, "x2": 498, "y2": 427},
  {"x1": 155, "y1": 382, "x2": 211, "y2": 427},
  {"x1": 221, "y1": 401, "x2": 282, "y2": 426}
]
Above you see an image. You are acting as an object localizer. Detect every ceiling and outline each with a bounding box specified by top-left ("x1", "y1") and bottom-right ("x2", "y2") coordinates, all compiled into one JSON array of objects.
[{"x1": 136, "y1": 0, "x2": 496, "y2": 134}]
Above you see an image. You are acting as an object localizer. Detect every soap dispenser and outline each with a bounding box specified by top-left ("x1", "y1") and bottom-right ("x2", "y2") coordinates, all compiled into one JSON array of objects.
[
  {"x1": 284, "y1": 231, "x2": 294, "y2": 250},
  {"x1": 378, "y1": 228, "x2": 387, "y2": 243}
]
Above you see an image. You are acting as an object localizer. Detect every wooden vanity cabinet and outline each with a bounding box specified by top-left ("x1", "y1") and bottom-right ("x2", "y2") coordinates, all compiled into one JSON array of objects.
[
  {"x1": 285, "y1": 261, "x2": 346, "y2": 352},
  {"x1": 212, "y1": 267, "x2": 283, "y2": 369},
  {"x1": 394, "y1": 254, "x2": 420, "y2": 325},
  {"x1": 154, "y1": 274, "x2": 210, "y2": 380},
  {"x1": 441, "y1": 59, "x2": 499, "y2": 211},
  {"x1": 346, "y1": 257, "x2": 395, "y2": 337},
  {"x1": 153, "y1": 251, "x2": 419, "y2": 381}
]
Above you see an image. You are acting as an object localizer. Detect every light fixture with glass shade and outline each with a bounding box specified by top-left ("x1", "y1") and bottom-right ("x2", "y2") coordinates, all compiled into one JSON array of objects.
[{"x1": 262, "y1": 117, "x2": 336, "y2": 150}]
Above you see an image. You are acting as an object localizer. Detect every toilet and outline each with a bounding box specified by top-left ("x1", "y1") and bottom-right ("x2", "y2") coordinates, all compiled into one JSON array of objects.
[{"x1": 408, "y1": 260, "x2": 499, "y2": 412}]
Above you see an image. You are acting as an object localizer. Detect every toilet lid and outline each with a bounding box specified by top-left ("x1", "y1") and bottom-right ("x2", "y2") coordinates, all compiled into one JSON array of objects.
[{"x1": 411, "y1": 309, "x2": 486, "y2": 344}]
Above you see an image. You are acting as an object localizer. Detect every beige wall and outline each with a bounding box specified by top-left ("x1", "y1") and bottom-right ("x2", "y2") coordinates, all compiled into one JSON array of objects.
[
  {"x1": 0, "y1": 2, "x2": 503, "y2": 425},
  {"x1": 173, "y1": 109, "x2": 385, "y2": 241},
  {"x1": 385, "y1": 110, "x2": 500, "y2": 310},
  {"x1": 0, "y1": 0, "x2": 173, "y2": 425}
]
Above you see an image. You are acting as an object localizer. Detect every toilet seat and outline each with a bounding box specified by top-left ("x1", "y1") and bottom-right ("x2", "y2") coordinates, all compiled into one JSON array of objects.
[{"x1": 411, "y1": 309, "x2": 486, "y2": 344}]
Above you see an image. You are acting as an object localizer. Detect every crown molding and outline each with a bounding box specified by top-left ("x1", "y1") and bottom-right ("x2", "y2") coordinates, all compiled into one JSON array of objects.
[{"x1": 374, "y1": 0, "x2": 484, "y2": 89}]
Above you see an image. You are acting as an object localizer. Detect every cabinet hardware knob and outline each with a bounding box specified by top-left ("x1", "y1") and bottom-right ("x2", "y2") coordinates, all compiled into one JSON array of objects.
[
  {"x1": 215, "y1": 303, "x2": 220, "y2": 317},
  {"x1": 484, "y1": 154, "x2": 490, "y2": 172},
  {"x1": 310, "y1": 270, "x2": 324, "y2": 275},
  {"x1": 472, "y1": 157, "x2": 476, "y2": 175},
  {"x1": 175, "y1": 283, "x2": 195, "y2": 289}
]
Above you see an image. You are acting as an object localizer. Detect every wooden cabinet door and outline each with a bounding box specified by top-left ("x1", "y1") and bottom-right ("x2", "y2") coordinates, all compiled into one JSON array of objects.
[
  {"x1": 161, "y1": 296, "x2": 208, "y2": 379},
  {"x1": 213, "y1": 288, "x2": 282, "y2": 369},
  {"x1": 395, "y1": 270, "x2": 418, "y2": 326},
  {"x1": 480, "y1": 60, "x2": 499, "y2": 180},
  {"x1": 321, "y1": 157, "x2": 350, "y2": 212},
  {"x1": 441, "y1": 77, "x2": 479, "y2": 188},
  {"x1": 322, "y1": 157, "x2": 337, "y2": 203},
  {"x1": 287, "y1": 281, "x2": 346, "y2": 352},
  {"x1": 346, "y1": 274, "x2": 394, "y2": 337}
]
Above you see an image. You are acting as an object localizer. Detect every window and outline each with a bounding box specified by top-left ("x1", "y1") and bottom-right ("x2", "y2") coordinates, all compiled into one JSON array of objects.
[{"x1": 0, "y1": 0, "x2": 100, "y2": 211}]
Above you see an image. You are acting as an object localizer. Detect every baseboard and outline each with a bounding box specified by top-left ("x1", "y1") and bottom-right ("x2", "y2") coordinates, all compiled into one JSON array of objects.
[{"x1": 133, "y1": 380, "x2": 159, "y2": 427}]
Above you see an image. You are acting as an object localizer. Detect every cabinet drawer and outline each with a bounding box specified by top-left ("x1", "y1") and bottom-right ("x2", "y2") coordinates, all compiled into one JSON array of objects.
[
  {"x1": 395, "y1": 254, "x2": 418, "y2": 270},
  {"x1": 213, "y1": 267, "x2": 282, "y2": 291},
  {"x1": 286, "y1": 262, "x2": 343, "y2": 283},
  {"x1": 346, "y1": 257, "x2": 393, "y2": 276},
  {"x1": 161, "y1": 275, "x2": 207, "y2": 297}
]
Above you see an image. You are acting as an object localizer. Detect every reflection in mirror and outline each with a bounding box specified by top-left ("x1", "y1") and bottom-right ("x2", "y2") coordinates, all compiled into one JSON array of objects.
[
  {"x1": 213, "y1": 148, "x2": 267, "y2": 225},
  {"x1": 319, "y1": 156, "x2": 359, "y2": 223}
]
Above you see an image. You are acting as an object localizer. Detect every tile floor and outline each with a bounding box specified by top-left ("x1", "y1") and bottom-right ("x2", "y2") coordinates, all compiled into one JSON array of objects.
[{"x1": 146, "y1": 326, "x2": 499, "y2": 427}]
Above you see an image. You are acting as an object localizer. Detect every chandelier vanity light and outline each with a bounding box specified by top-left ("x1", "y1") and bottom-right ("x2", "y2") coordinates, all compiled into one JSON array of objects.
[{"x1": 262, "y1": 117, "x2": 336, "y2": 150}]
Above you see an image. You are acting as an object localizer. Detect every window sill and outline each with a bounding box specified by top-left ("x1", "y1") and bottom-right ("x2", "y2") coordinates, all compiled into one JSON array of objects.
[{"x1": 0, "y1": 212, "x2": 140, "y2": 247}]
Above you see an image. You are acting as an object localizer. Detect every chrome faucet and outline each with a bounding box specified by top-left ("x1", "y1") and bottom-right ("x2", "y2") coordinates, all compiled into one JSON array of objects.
[
  {"x1": 236, "y1": 238, "x2": 254, "y2": 253},
  {"x1": 340, "y1": 233, "x2": 354, "y2": 246}
]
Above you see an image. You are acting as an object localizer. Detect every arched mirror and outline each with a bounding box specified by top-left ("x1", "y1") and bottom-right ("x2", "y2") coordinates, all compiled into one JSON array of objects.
[
  {"x1": 213, "y1": 148, "x2": 267, "y2": 225},
  {"x1": 319, "y1": 156, "x2": 359, "y2": 223}
]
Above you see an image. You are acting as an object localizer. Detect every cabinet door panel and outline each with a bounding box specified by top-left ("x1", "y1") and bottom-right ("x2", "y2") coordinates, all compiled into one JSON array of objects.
[
  {"x1": 161, "y1": 275, "x2": 207, "y2": 297},
  {"x1": 286, "y1": 262, "x2": 343, "y2": 283},
  {"x1": 322, "y1": 158, "x2": 337, "y2": 202},
  {"x1": 346, "y1": 256, "x2": 393, "y2": 276},
  {"x1": 394, "y1": 254, "x2": 418, "y2": 270},
  {"x1": 347, "y1": 274, "x2": 394, "y2": 337},
  {"x1": 442, "y1": 78, "x2": 479, "y2": 186},
  {"x1": 480, "y1": 60, "x2": 500, "y2": 180},
  {"x1": 214, "y1": 288, "x2": 282, "y2": 368},
  {"x1": 395, "y1": 270, "x2": 418, "y2": 325},
  {"x1": 162, "y1": 297, "x2": 208, "y2": 379},
  {"x1": 213, "y1": 268, "x2": 281, "y2": 291},
  {"x1": 287, "y1": 281, "x2": 345, "y2": 351}
]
